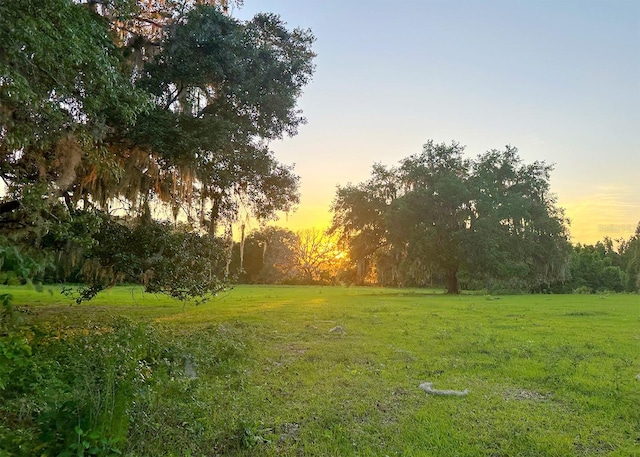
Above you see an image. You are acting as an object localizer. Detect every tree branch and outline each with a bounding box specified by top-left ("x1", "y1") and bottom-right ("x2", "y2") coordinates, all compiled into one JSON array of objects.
[{"x1": 0, "y1": 200, "x2": 20, "y2": 215}]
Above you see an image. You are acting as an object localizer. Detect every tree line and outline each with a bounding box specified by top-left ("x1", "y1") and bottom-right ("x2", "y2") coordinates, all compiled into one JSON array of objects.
[
  {"x1": 3, "y1": 217, "x2": 637, "y2": 294},
  {"x1": 221, "y1": 141, "x2": 640, "y2": 294},
  {"x1": 1, "y1": 2, "x2": 637, "y2": 299}
]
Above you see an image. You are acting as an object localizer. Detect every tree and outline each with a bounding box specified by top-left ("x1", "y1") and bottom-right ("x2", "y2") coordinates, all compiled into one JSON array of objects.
[
  {"x1": 618, "y1": 223, "x2": 640, "y2": 292},
  {"x1": 562, "y1": 225, "x2": 640, "y2": 293},
  {"x1": 234, "y1": 226, "x2": 297, "y2": 284},
  {"x1": 233, "y1": 226, "x2": 347, "y2": 284},
  {"x1": 564, "y1": 243, "x2": 626, "y2": 293},
  {"x1": 285, "y1": 228, "x2": 347, "y2": 284},
  {"x1": 331, "y1": 141, "x2": 571, "y2": 293},
  {"x1": 0, "y1": 0, "x2": 315, "y2": 299}
]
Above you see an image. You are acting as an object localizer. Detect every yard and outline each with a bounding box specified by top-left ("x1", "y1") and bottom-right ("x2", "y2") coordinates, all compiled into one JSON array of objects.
[{"x1": 1, "y1": 285, "x2": 638, "y2": 456}]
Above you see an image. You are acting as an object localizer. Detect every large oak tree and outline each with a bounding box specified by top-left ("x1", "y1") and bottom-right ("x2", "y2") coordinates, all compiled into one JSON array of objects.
[
  {"x1": 330, "y1": 141, "x2": 571, "y2": 293},
  {"x1": 0, "y1": 0, "x2": 315, "y2": 298}
]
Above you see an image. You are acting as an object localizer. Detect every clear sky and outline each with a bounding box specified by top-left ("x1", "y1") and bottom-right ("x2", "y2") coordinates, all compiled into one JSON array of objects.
[{"x1": 234, "y1": 0, "x2": 640, "y2": 245}]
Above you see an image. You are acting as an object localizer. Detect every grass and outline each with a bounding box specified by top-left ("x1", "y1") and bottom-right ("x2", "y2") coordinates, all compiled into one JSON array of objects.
[{"x1": 2, "y1": 284, "x2": 639, "y2": 456}]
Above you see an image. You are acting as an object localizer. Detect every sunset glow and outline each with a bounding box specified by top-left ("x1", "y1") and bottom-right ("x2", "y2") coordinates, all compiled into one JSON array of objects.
[{"x1": 236, "y1": 0, "x2": 639, "y2": 246}]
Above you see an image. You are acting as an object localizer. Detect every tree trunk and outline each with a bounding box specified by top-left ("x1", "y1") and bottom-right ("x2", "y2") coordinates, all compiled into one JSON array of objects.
[
  {"x1": 142, "y1": 199, "x2": 153, "y2": 223},
  {"x1": 239, "y1": 223, "x2": 245, "y2": 271},
  {"x1": 224, "y1": 224, "x2": 233, "y2": 277},
  {"x1": 209, "y1": 198, "x2": 220, "y2": 235},
  {"x1": 446, "y1": 267, "x2": 459, "y2": 294},
  {"x1": 356, "y1": 259, "x2": 364, "y2": 285}
]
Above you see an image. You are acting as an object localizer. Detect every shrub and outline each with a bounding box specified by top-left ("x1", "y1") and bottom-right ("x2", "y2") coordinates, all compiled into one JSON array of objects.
[{"x1": 573, "y1": 285, "x2": 593, "y2": 294}]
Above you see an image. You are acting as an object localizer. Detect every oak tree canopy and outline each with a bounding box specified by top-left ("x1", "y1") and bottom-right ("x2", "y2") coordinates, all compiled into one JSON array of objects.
[
  {"x1": 0, "y1": 0, "x2": 315, "y2": 299},
  {"x1": 330, "y1": 141, "x2": 572, "y2": 293}
]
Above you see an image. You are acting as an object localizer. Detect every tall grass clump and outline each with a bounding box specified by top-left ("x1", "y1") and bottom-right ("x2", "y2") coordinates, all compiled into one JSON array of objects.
[
  {"x1": 0, "y1": 316, "x2": 159, "y2": 456},
  {"x1": 0, "y1": 307, "x2": 255, "y2": 457}
]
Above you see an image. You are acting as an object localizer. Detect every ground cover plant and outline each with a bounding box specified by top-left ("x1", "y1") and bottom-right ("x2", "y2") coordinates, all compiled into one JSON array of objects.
[{"x1": 1, "y1": 285, "x2": 638, "y2": 456}]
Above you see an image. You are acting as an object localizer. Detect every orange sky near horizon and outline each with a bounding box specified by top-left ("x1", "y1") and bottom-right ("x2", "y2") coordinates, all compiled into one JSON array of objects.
[{"x1": 261, "y1": 190, "x2": 639, "y2": 247}]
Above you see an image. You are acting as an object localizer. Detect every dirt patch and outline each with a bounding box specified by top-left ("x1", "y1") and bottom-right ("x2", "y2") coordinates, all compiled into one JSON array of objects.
[
  {"x1": 278, "y1": 422, "x2": 300, "y2": 443},
  {"x1": 505, "y1": 389, "x2": 550, "y2": 401}
]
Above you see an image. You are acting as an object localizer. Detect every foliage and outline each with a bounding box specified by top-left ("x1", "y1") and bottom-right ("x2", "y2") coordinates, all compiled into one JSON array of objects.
[
  {"x1": 568, "y1": 243, "x2": 626, "y2": 293},
  {"x1": 0, "y1": 0, "x2": 148, "y2": 281},
  {"x1": 128, "y1": 5, "x2": 313, "y2": 228},
  {"x1": 0, "y1": 294, "x2": 32, "y2": 391},
  {"x1": 0, "y1": 0, "x2": 314, "y2": 225},
  {"x1": 331, "y1": 141, "x2": 572, "y2": 293},
  {"x1": 616, "y1": 222, "x2": 640, "y2": 292},
  {"x1": 64, "y1": 426, "x2": 123, "y2": 457},
  {"x1": 0, "y1": 0, "x2": 148, "y2": 154},
  {"x1": 0, "y1": 238, "x2": 47, "y2": 285},
  {"x1": 233, "y1": 226, "x2": 347, "y2": 284},
  {"x1": 0, "y1": 243, "x2": 45, "y2": 394},
  {"x1": 0, "y1": 317, "x2": 152, "y2": 456},
  {"x1": 88, "y1": 320, "x2": 251, "y2": 456},
  {"x1": 550, "y1": 226, "x2": 640, "y2": 293},
  {"x1": 283, "y1": 228, "x2": 348, "y2": 284},
  {"x1": 0, "y1": 0, "x2": 315, "y2": 302},
  {"x1": 73, "y1": 218, "x2": 229, "y2": 302},
  {"x1": 0, "y1": 312, "x2": 252, "y2": 457},
  {"x1": 235, "y1": 226, "x2": 298, "y2": 283}
]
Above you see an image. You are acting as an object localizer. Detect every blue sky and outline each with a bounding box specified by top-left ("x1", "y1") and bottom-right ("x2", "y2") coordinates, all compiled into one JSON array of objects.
[{"x1": 235, "y1": 0, "x2": 640, "y2": 244}]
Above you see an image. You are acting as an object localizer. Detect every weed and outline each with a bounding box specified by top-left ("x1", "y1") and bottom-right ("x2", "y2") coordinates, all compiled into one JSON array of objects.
[
  {"x1": 63, "y1": 426, "x2": 122, "y2": 457},
  {"x1": 239, "y1": 420, "x2": 273, "y2": 449}
]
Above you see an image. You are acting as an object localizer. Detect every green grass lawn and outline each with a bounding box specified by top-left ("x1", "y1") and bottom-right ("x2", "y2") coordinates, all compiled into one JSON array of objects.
[{"x1": 2, "y1": 285, "x2": 639, "y2": 456}]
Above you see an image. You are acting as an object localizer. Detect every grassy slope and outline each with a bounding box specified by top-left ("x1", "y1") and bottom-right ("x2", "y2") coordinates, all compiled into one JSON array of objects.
[{"x1": 4, "y1": 285, "x2": 640, "y2": 456}]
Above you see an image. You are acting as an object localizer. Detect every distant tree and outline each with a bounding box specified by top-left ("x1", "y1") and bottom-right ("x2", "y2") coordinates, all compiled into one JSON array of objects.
[
  {"x1": 547, "y1": 225, "x2": 640, "y2": 294},
  {"x1": 234, "y1": 227, "x2": 347, "y2": 284},
  {"x1": 566, "y1": 243, "x2": 626, "y2": 293},
  {"x1": 618, "y1": 223, "x2": 640, "y2": 292},
  {"x1": 285, "y1": 228, "x2": 347, "y2": 284},
  {"x1": 235, "y1": 227, "x2": 297, "y2": 284},
  {"x1": 331, "y1": 141, "x2": 571, "y2": 293}
]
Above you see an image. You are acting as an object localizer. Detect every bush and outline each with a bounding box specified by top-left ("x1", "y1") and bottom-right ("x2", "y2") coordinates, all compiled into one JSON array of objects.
[{"x1": 573, "y1": 285, "x2": 593, "y2": 294}]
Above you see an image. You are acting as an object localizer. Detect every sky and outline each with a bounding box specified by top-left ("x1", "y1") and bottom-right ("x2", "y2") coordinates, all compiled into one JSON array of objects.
[{"x1": 234, "y1": 0, "x2": 640, "y2": 245}]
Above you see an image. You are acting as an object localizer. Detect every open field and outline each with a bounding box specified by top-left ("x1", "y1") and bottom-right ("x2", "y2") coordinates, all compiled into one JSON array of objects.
[{"x1": 1, "y1": 285, "x2": 639, "y2": 456}]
